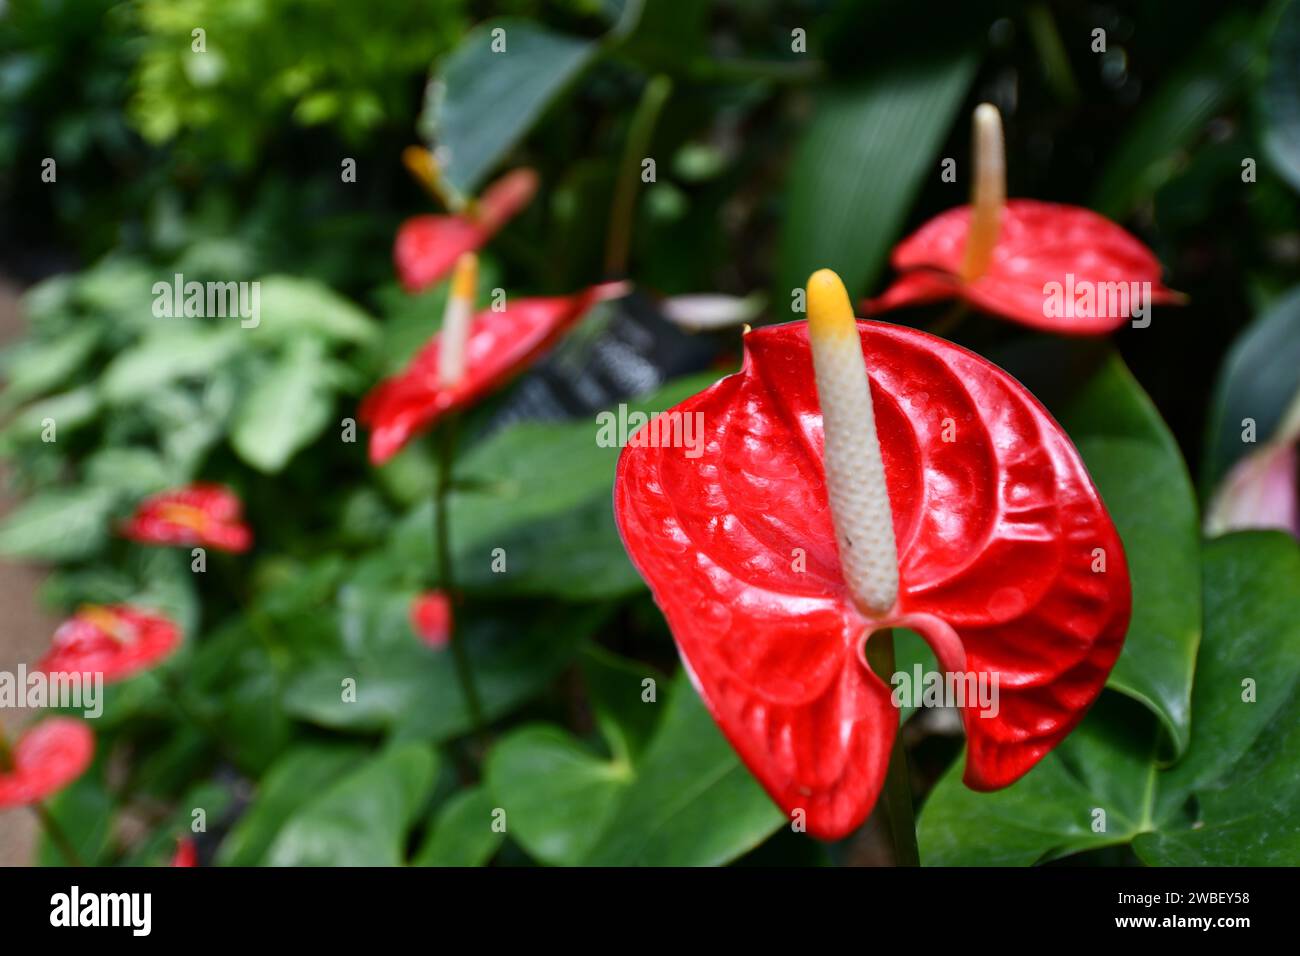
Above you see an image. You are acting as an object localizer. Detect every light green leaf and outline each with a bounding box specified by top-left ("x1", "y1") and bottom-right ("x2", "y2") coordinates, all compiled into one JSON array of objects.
[
  {"x1": 486, "y1": 725, "x2": 631, "y2": 866},
  {"x1": 100, "y1": 327, "x2": 243, "y2": 403},
  {"x1": 777, "y1": 49, "x2": 978, "y2": 303},
  {"x1": 253, "y1": 275, "x2": 378, "y2": 344},
  {"x1": 1202, "y1": 284, "x2": 1300, "y2": 491},
  {"x1": 229, "y1": 341, "x2": 334, "y2": 473},
  {"x1": 217, "y1": 744, "x2": 365, "y2": 866},
  {"x1": 412, "y1": 786, "x2": 506, "y2": 867},
  {"x1": 581, "y1": 671, "x2": 785, "y2": 865},
  {"x1": 1060, "y1": 354, "x2": 1201, "y2": 756},
  {"x1": 265, "y1": 743, "x2": 437, "y2": 867},
  {"x1": 0, "y1": 486, "x2": 115, "y2": 561},
  {"x1": 420, "y1": 19, "x2": 598, "y2": 194}
]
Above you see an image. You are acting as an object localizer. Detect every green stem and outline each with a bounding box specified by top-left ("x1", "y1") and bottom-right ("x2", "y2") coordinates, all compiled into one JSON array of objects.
[
  {"x1": 864, "y1": 629, "x2": 920, "y2": 867},
  {"x1": 32, "y1": 801, "x2": 84, "y2": 867},
  {"x1": 604, "y1": 74, "x2": 673, "y2": 276},
  {"x1": 925, "y1": 301, "x2": 969, "y2": 339},
  {"x1": 435, "y1": 418, "x2": 487, "y2": 748}
]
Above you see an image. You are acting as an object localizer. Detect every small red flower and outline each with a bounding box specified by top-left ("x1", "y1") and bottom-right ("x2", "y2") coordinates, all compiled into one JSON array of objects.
[
  {"x1": 0, "y1": 718, "x2": 94, "y2": 809},
  {"x1": 121, "y1": 483, "x2": 252, "y2": 553},
  {"x1": 171, "y1": 837, "x2": 198, "y2": 867},
  {"x1": 865, "y1": 104, "x2": 1181, "y2": 334},
  {"x1": 38, "y1": 605, "x2": 180, "y2": 684},
  {"x1": 359, "y1": 281, "x2": 627, "y2": 464},
  {"x1": 410, "y1": 591, "x2": 452, "y2": 649},
  {"x1": 395, "y1": 163, "x2": 539, "y2": 293},
  {"x1": 865, "y1": 201, "x2": 1183, "y2": 334},
  {"x1": 614, "y1": 271, "x2": 1130, "y2": 839}
]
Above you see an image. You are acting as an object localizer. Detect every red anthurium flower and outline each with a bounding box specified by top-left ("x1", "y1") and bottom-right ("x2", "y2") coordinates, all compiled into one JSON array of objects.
[
  {"x1": 171, "y1": 837, "x2": 198, "y2": 867},
  {"x1": 359, "y1": 252, "x2": 628, "y2": 464},
  {"x1": 865, "y1": 104, "x2": 1181, "y2": 334},
  {"x1": 614, "y1": 269, "x2": 1131, "y2": 839},
  {"x1": 410, "y1": 591, "x2": 452, "y2": 649},
  {"x1": 121, "y1": 483, "x2": 252, "y2": 553},
  {"x1": 0, "y1": 718, "x2": 94, "y2": 809},
  {"x1": 395, "y1": 146, "x2": 538, "y2": 293},
  {"x1": 38, "y1": 605, "x2": 180, "y2": 684}
]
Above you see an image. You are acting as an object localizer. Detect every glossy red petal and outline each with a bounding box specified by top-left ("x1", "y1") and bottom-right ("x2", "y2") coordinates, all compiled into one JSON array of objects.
[
  {"x1": 0, "y1": 718, "x2": 94, "y2": 809},
  {"x1": 393, "y1": 169, "x2": 539, "y2": 293},
  {"x1": 865, "y1": 200, "x2": 1182, "y2": 334},
  {"x1": 359, "y1": 283, "x2": 626, "y2": 464},
  {"x1": 38, "y1": 605, "x2": 180, "y2": 684},
  {"x1": 121, "y1": 483, "x2": 253, "y2": 553},
  {"x1": 410, "y1": 591, "x2": 452, "y2": 649},
  {"x1": 614, "y1": 321, "x2": 1129, "y2": 838}
]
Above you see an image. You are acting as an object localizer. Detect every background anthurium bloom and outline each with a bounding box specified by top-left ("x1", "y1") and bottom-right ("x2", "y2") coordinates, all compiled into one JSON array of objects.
[
  {"x1": 38, "y1": 605, "x2": 180, "y2": 683},
  {"x1": 614, "y1": 321, "x2": 1131, "y2": 839},
  {"x1": 121, "y1": 483, "x2": 253, "y2": 553},
  {"x1": 410, "y1": 591, "x2": 451, "y2": 648},
  {"x1": 864, "y1": 200, "x2": 1182, "y2": 334},
  {"x1": 359, "y1": 282, "x2": 627, "y2": 464},
  {"x1": 0, "y1": 718, "x2": 93, "y2": 809},
  {"x1": 171, "y1": 838, "x2": 198, "y2": 867},
  {"x1": 394, "y1": 168, "x2": 539, "y2": 293}
]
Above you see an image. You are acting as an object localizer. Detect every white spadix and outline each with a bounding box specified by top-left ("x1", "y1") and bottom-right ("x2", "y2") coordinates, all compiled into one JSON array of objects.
[
  {"x1": 959, "y1": 103, "x2": 1006, "y2": 282},
  {"x1": 805, "y1": 269, "x2": 899, "y2": 616},
  {"x1": 438, "y1": 253, "x2": 478, "y2": 388}
]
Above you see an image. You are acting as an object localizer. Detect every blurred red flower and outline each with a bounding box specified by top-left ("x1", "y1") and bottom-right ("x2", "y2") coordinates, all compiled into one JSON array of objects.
[
  {"x1": 171, "y1": 838, "x2": 198, "y2": 867},
  {"x1": 410, "y1": 591, "x2": 452, "y2": 649},
  {"x1": 395, "y1": 166, "x2": 538, "y2": 293},
  {"x1": 38, "y1": 605, "x2": 180, "y2": 684},
  {"x1": 121, "y1": 483, "x2": 252, "y2": 553},
  {"x1": 359, "y1": 282, "x2": 627, "y2": 464},
  {"x1": 865, "y1": 104, "x2": 1180, "y2": 334},
  {"x1": 0, "y1": 718, "x2": 94, "y2": 809}
]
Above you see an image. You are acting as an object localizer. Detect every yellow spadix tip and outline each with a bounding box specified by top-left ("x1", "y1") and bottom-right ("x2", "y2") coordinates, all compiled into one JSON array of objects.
[
  {"x1": 806, "y1": 269, "x2": 857, "y2": 342},
  {"x1": 451, "y1": 252, "x2": 478, "y2": 301}
]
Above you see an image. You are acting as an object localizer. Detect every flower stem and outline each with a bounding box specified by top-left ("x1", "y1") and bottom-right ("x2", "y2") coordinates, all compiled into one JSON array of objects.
[
  {"x1": 32, "y1": 800, "x2": 84, "y2": 867},
  {"x1": 434, "y1": 417, "x2": 487, "y2": 747},
  {"x1": 864, "y1": 629, "x2": 920, "y2": 866},
  {"x1": 605, "y1": 74, "x2": 673, "y2": 276}
]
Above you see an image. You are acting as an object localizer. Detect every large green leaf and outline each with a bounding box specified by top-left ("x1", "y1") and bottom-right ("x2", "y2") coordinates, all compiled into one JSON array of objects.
[
  {"x1": 1202, "y1": 284, "x2": 1300, "y2": 491},
  {"x1": 1059, "y1": 354, "x2": 1201, "y2": 756},
  {"x1": 412, "y1": 786, "x2": 506, "y2": 867},
  {"x1": 265, "y1": 742, "x2": 437, "y2": 867},
  {"x1": 283, "y1": 604, "x2": 606, "y2": 739},
  {"x1": 581, "y1": 671, "x2": 785, "y2": 865},
  {"x1": 486, "y1": 724, "x2": 632, "y2": 866},
  {"x1": 919, "y1": 532, "x2": 1300, "y2": 866},
  {"x1": 229, "y1": 341, "x2": 334, "y2": 473},
  {"x1": 100, "y1": 326, "x2": 243, "y2": 403},
  {"x1": 420, "y1": 19, "x2": 598, "y2": 194},
  {"x1": 1263, "y1": 0, "x2": 1300, "y2": 193},
  {"x1": 777, "y1": 49, "x2": 978, "y2": 304},
  {"x1": 0, "y1": 486, "x2": 115, "y2": 561},
  {"x1": 0, "y1": 324, "x2": 100, "y2": 410},
  {"x1": 1092, "y1": 13, "x2": 1261, "y2": 217},
  {"x1": 390, "y1": 373, "x2": 719, "y2": 600},
  {"x1": 253, "y1": 275, "x2": 378, "y2": 345},
  {"x1": 217, "y1": 744, "x2": 365, "y2": 866}
]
